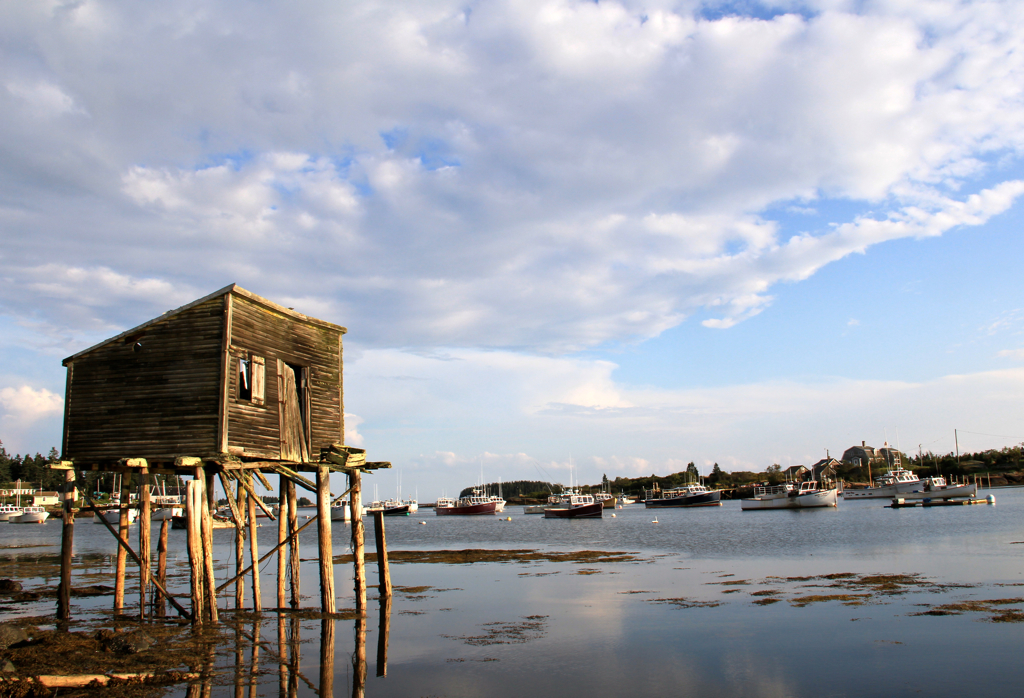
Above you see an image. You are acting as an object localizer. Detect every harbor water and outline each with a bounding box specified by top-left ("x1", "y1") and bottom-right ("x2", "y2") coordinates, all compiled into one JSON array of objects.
[{"x1": 2, "y1": 489, "x2": 1023, "y2": 697}]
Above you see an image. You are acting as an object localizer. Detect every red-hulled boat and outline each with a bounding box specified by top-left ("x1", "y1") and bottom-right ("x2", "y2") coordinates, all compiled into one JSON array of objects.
[
  {"x1": 434, "y1": 489, "x2": 499, "y2": 516},
  {"x1": 543, "y1": 489, "x2": 603, "y2": 518}
]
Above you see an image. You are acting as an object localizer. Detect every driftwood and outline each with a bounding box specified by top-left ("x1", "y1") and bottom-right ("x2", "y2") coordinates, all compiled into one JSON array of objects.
[{"x1": 27, "y1": 672, "x2": 200, "y2": 688}]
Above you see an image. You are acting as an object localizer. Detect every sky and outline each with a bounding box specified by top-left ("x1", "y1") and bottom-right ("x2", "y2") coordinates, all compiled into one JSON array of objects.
[{"x1": 2, "y1": 0, "x2": 1024, "y2": 499}]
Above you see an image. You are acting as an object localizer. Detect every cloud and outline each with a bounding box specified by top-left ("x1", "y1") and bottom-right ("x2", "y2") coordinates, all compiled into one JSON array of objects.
[{"x1": 0, "y1": 385, "x2": 64, "y2": 452}]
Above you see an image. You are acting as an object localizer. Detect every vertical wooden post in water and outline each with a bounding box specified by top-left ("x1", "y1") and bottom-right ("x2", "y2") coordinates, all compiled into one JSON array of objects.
[
  {"x1": 235, "y1": 481, "x2": 246, "y2": 609},
  {"x1": 277, "y1": 474, "x2": 288, "y2": 609},
  {"x1": 139, "y1": 465, "x2": 152, "y2": 620},
  {"x1": 349, "y1": 469, "x2": 366, "y2": 615},
  {"x1": 156, "y1": 518, "x2": 169, "y2": 617},
  {"x1": 114, "y1": 471, "x2": 132, "y2": 613},
  {"x1": 201, "y1": 469, "x2": 219, "y2": 622},
  {"x1": 186, "y1": 478, "x2": 205, "y2": 624},
  {"x1": 372, "y1": 510, "x2": 392, "y2": 598},
  {"x1": 316, "y1": 464, "x2": 335, "y2": 614},
  {"x1": 286, "y1": 480, "x2": 300, "y2": 609},
  {"x1": 57, "y1": 468, "x2": 76, "y2": 621},
  {"x1": 247, "y1": 480, "x2": 261, "y2": 613}
]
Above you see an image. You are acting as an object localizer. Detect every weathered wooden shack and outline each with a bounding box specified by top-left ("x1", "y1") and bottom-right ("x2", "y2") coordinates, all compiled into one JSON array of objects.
[
  {"x1": 54, "y1": 285, "x2": 387, "y2": 626},
  {"x1": 62, "y1": 284, "x2": 344, "y2": 466}
]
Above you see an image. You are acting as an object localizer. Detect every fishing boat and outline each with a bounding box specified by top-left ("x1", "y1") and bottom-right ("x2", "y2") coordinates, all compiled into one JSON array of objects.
[
  {"x1": 10, "y1": 506, "x2": 50, "y2": 524},
  {"x1": 523, "y1": 504, "x2": 546, "y2": 514},
  {"x1": 435, "y1": 489, "x2": 499, "y2": 516},
  {"x1": 93, "y1": 508, "x2": 140, "y2": 525},
  {"x1": 895, "y1": 476, "x2": 977, "y2": 500},
  {"x1": 842, "y1": 466, "x2": 920, "y2": 499},
  {"x1": 331, "y1": 500, "x2": 351, "y2": 521},
  {"x1": 543, "y1": 489, "x2": 603, "y2": 518},
  {"x1": 644, "y1": 483, "x2": 722, "y2": 508},
  {"x1": 0, "y1": 504, "x2": 24, "y2": 522},
  {"x1": 740, "y1": 480, "x2": 838, "y2": 510}
]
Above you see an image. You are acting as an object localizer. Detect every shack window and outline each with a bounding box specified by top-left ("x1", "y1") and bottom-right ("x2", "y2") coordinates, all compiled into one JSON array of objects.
[{"x1": 238, "y1": 355, "x2": 266, "y2": 405}]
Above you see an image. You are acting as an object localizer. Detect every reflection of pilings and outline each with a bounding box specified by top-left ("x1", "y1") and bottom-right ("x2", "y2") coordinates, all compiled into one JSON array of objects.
[
  {"x1": 376, "y1": 594, "x2": 392, "y2": 678},
  {"x1": 320, "y1": 619, "x2": 335, "y2": 697},
  {"x1": 352, "y1": 613, "x2": 366, "y2": 698},
  {"x1": 250, "y1": 619, "x2": 261, "y2": 698},
  {"x1": 277, "y1": 615, "x2": 287, "y2": 698},
  {"x1": 288, "y1": 617, "x2": 300, "y2": 698},
  {"x1": 233, "y1": 624, "x2": 244, "y2": 698}
]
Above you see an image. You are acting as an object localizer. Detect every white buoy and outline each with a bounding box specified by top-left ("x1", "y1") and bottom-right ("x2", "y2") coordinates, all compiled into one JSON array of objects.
[
  {"x1": 420, "y1": 520, "x2": 426, "y2": 524},
  {"x1": 652, "y1": 516, "x2": 659, "y2": 524},
  {"x1": 611, "y1": 513, "x2": 616, "y2": 518},
  {"x1": 987, "y1": 494, "x2": 996, "y2": 505}
]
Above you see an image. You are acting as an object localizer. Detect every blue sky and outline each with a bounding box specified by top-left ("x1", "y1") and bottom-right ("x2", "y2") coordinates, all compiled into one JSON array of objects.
[{"x1": 2, "y1": 0, "x2": 1024, "y2": 498}]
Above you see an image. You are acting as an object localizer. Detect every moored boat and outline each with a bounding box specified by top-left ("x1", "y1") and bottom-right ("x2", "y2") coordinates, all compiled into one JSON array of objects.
[
  {"x1": 331, "y1": 500, "x2": 352, "y2": 521},
  {"x1": 93, "y1": 508, "x2": 140, "y2": 525},
  {"x1": 741, "y1": 480, "x2": 838, "y2": 510},
  {"x1": 644, "y1": 483, "x2": 722, "y2": 508},
  {"x1": 0, "y1": 504, "x2": 23, "y2": 522},
  {"x1": 435, "y1": 489, "x2": 499, "y2": 515},
  {"x1": 543, "y1": 489, "x2": 603, "y2": 518},
  {"x1": 895, "y1": 476, "x2": 977, "y2": 500},
  {"x1": 11, "y1": 506, "x2": 50, "y2": 524}
]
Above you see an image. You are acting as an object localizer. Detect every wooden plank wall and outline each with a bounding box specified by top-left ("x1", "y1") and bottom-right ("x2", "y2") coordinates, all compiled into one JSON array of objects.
[
  {"x1": 226, "y1": 295, "x2": 343, "y2": 459},
  {"x1": 63, "y1": 298, "x2": 225, "y2": 461}
]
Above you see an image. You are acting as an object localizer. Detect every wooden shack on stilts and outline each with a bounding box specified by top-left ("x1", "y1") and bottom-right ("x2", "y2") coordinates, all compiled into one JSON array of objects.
[{"x1": 53, "y1": 284, "x2": 390, "y2": 625}]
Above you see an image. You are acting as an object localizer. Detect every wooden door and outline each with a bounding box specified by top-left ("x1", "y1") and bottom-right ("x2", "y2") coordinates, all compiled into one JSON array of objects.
[{"x1": 277, "y1": 360, "x2": 309, "y2": 463}]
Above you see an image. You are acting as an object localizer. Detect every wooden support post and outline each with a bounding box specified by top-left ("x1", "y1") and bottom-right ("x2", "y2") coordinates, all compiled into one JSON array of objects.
[
  {"x1": 139, "y1": 465, "x2": 152, "y2": 620},
  {"x1": 200, "y1": 470, "x2": 218, "y2": 623},
  {"x1": 277, "y1": 474, "x2": 288, "y2": 609},
  {"x1": 155, "y1": 519, "x2": 169, "y2": 617},
  {"x1": 235, "y1": 479, "x2": 246, "y2": 609},
  {"x1": 316, "y1": 464, "x2": 335, "y2": 614},
  {"x1": 114, "y1": 472, "x2": 132, "y2": 613},
  {"x1": 350, "y1": 469, "x2": 366, "y2": 615},
  {"x1": 372, "y1": 510, "x2": 392, "y2": 598},
  {"x1": 186, "y1": 479, "x2": 205, "y2": 624},
  {"x1": 247, "y1": 477, "x2": 261, "y2": 613},
  {"x1": 286, "y1": 479, "x2": 299, "y2": 609},
  {"x1": 57, "y1": 468, "x2": 76, "y2": 621}
]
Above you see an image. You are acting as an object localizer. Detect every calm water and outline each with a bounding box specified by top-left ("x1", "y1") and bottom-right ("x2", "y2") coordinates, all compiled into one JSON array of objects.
[{"x1": 2, "y1": 490, "x2": 1023, "y2": 697}]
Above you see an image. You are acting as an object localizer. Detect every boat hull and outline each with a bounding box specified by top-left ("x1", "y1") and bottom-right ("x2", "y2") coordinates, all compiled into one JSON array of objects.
[
  {"x1": 645, "y1": 490, "x2": 722, "y2": 508},
  {"x1": 151, "y1": 507, "x2": 183, "y2": 521},
  {"x1": 741, "y1": 489, "x2": 838, "y2": 510},
  {"x1": 93, "y1": 509, "x2": 140, "y2": 524},
  {"x1": 331, "y1": 504, "x2": 351, "y2": 522},
  {"x1": 435, "y1": 501, "x2": 498, "y2": 515},
  {"x1": 523, "y1": 505, "x2": 546, "y2": 514},
  {"x1": 383, "y1": 504, "x2": 411, "y2": 516},
  {"x1": 544, "y1": 501, "x2": 604, "y2": 518},
  {"x1": 10, "y1": 511, "x2": 50, "y2": 524}
]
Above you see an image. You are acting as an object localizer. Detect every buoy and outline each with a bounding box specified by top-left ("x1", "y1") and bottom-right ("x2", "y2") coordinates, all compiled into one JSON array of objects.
[
  {"x1": 420, "y1": 521, "x2": 427, "y2": 524},
  {"x1": 652, "y1": 517, "x2": 659, "y2": 524},
  {"x1": 987, "y1": 494, "x2": 996, "y2": 505},
  {"x1": 507, "y1": 516, "x2": 512, "y2": 521},
  {"x1": 611, "y1": 513, "x2": 616, "y2": 518}
]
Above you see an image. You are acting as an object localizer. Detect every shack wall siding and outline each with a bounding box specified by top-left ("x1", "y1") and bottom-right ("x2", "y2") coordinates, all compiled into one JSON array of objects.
[{"x1": 63, "y1": 298, "x2": 225, "y2": 461}]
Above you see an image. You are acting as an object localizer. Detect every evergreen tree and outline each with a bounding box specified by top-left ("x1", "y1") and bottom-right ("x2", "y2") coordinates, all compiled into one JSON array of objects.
[
  {"x1": 686, "y1": 461, "x2": 700, "y2": 482},
  {"x1": 709, "y1": 462, "x2": 723, "y2": 484}
]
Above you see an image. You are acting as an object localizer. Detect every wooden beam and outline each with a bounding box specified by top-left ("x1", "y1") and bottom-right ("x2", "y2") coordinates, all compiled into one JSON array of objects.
[{"x1": 316, "y1": 464, "x2": 335, "y2": 614}]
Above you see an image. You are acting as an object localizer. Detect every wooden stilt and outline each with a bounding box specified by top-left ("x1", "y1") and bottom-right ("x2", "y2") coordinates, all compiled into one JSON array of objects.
[
  {"x1": 139, "y1": 465, "x2": 152, "y2": 620},
  {"x1": 277, "y1": 474, "x2": 288, "y2": 609},
  {"x1": 372, "y1": 510, "x2": 391, "y2": 598},
  {"x1": 247, "y1": 476, "x2": 262, "y2": 613},
  {"x1": 349, "y1": 469, "x2": 366, "y2": 615},
  {"x1": 320, "y1": 619, "x2": 335, "y2": 697},
  {"x1": 235, "y1": 479, "x2": 246, "y2": 609},
  {"x1": 186, "y1": 478, "x2": 205, "y2": 624},
  {"x1": 316, "y1": 464, "x2": 335, "y2": 614},
  {"x1": 114, "y1": 472, "x2": 132, "y2": 613},
  {"x1": 286, "y1": 479, "x2": 299, "y2": 609},
  {"x1": 200, "y1": 470, "x2": 218, "y2": 622},
  {"x1": 155, "y1": 518, "x2": 169, "y2": 617},
  {"x1": 57, "y1": 468, "x2": 76, "y2": 621}
]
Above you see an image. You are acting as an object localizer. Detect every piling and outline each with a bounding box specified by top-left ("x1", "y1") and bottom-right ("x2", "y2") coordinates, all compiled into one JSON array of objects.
[
  {"x1": 372, "y1": 510, "x2": 392, "y2": 598},
  {"x1": 349, "y1": 469, "x2": 366, "y2": 615},
  {"x1": 186, "y1": 479, "x2": 205, "y2": 624},
  {"x1": 200, "y1": 472, "x2": 218, "y2": 622},
  {"x1": 57, "y1": 468, "x2": 75, "y2": 621},
  {"x1": 286, "y1": 479, "x2": 300, "y2": 609},
  {"x1": 277, "y1": 474, "x2": 288, "y2": 609},
  {"x1": 316, "y1": 463, "x2": 336, "y2": 614},
  {"x1": 138, "y1": 465, "x2": 151, "y2": 620},
  {"x1": 155, "y1": 518, "x2": 169, "y2": 617},
  {"x1": 247, "y1": 484, "x2": 261, "y2": 613},
  {"x1": 114, "y1": 472, "x2": 131, "y2": 612}
]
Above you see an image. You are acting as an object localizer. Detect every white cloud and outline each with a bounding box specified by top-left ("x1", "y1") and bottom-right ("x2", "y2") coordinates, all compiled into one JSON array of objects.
[{"x1": 0, "y1": 385, "x2": 64, "y2": 447}]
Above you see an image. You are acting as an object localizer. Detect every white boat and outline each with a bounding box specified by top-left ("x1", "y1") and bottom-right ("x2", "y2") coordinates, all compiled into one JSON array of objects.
[
  {"x1": 93, "y1": 508, "x2": 139, "y2": 525},
  {"x1": 331, "y1": 500, "x2": 352, "y2": 521},
  {"x1": 543, "y1": 488, "x2": 603, "y2": 518},
  {"x1": 0, "y1": 504, "x2": 24, "y2": 522},
  {"x1": 11, "y1": 506, "x2": 50, "y2": 524},
  {"x1": 741, "y1": 481, "x2": 838, "y2": 510},
  {"x1": 524, "y1": 505, "x2": 546, "y2": 514},
  {"x1": 894, "y1": 476, "x2": 977, "y2": 500},
  {"x1": 151, "y1": 506, "x2": 184, "y2": 521}
]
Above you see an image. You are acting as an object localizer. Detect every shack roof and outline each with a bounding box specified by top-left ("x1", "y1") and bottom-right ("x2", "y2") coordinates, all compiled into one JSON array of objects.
[{"x1": 62, "y1": 283, "x2": 346, "y2": 366}]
